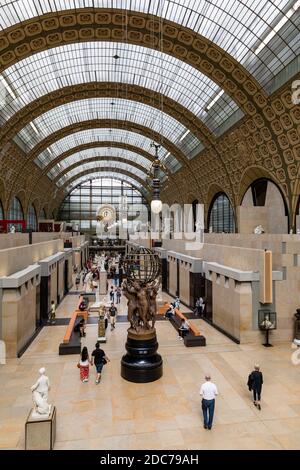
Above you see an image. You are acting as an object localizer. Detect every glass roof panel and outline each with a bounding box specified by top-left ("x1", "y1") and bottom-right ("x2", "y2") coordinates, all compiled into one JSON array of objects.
[
  {"x1": 35, "y1": 128, "x2": 181, "y2": 173},
  {"x1": 16, "y1": 97, "x2": 201, "y2": 159},
  {"x1": 57, "y1": 160, "x2": 148, "y2": 187},
  {"x1": 0, "y1": 2, "x2": 298, "y2": 89},
  {"x1": 65, "y1": 172, "x2": 148, "y2": 195},
  {"x1": 1, "y1": 42, "x2": 240, "y2": 135},
  {"x1": 48, "y1": 147, "x2": 155, "y2": 180}
]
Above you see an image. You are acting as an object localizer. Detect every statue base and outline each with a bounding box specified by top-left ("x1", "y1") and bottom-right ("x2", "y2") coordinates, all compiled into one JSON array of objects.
[
  {"x1": 97, "y1": 335, "x2": 107, "y2": 343},
  {"x1": 121, "y1": 330, "x2": 163, "y2": 383},
  {"x1": 99, "y1": 270, "x2": 107, "y2": 295},
  {"x1": 25, "y1": 405, "x2": 56, "y2": 450}
]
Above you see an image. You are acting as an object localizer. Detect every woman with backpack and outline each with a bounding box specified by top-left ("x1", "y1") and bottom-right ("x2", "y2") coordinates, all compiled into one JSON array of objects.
[{"x1": 247, "y1": 364, "x2": 263, "y2": 410}]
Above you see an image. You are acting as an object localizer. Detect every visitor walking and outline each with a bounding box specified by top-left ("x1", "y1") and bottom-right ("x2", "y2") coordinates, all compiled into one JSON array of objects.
[
  {"x1": 49, "y1": 300, "x2": 56, "y2": 324},
  {"x1": 116, "y1": 287, "x2": 121, "y2": 304},
  {"x1": 91, "y1": 342, "x2": 110, "y2": 384},
  {"x1": 77, "y1": 346, "x2": 91, "y2": 383},
  {"x1": 109, "y1": 303, "x2": 118, "y2": 331},
  {"x1": 109, "y1": 286, "x2": 115, "y2": 302},
  {"x1": 75, "y1": 272, "x2": 81, "y2": 290},
  {"x1": 104, "y1": 308, "x2": 108, "y2": 330},
  {"x1": 200, "y1": 374, "x2": 218, "y2": 430},
  {"x1": 247, "y1": 364, "x2": 263, "y2": 410},
  {"x1": 195, "y1": 297, "x2": 204, "y2": 316}
]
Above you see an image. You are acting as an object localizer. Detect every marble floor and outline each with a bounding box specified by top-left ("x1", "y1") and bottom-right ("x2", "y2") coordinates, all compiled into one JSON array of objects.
[{"x1": 1, "y1": 287, "x2": 300, "y2": 450}]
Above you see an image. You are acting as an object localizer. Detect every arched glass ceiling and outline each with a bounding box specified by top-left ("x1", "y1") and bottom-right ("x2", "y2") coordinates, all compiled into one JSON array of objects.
[
  {"x1": 35, "y1": 128, "x2": 181, "y2": 173},
  {"x1": 16, "y1": 98, "x2": 202, "y2": 159},
  {"x1": 65, "y1": 172, "x2": 148, "y2": 195},
  {"x1": 56, "y1": 161, "x2": 148, "y2": 187},
  {"x1": 0, "y1": 2, "x2": 298, "y2": 89},
  {"x1": 1, "y1": 42, "x2": 240, "y2": 135},
  {"x1": 48, "y1": 147, "x2": 157, "y2": 180}
]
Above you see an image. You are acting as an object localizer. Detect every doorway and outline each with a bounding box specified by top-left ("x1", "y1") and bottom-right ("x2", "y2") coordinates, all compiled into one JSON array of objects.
[
  {"x1": 64, "y1": 259, "x2": 69, "y2": 295},
  {"x1": 204, "y1": 278, "x2": 213, "y2": 323}
]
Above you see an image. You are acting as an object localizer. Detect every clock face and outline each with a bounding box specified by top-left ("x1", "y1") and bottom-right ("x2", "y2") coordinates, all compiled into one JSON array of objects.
[{"x1": 96, "y1": 205, "x2": 115, "y2": 223}]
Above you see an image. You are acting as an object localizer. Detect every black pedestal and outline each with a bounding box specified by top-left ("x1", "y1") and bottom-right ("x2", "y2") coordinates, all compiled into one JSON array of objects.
[
  {"x1": 262, "y1": 328, "x2": 273, "y2": 347},
  {"x1": 121, "y1": 334, "x2": 163, "y2": 383}
]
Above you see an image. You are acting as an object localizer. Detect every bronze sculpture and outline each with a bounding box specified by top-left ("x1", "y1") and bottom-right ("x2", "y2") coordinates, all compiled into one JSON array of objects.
[
  {"x1": 122, "y1": 278, "x2": 160, "y2": 331},
  {"x1": 121, "y1": 248, "x2": 163, "y2": 382}
]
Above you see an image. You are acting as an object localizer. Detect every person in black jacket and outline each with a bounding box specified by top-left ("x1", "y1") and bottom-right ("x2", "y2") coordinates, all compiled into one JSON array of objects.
[{"x1": 247, "y1": 364, "x2": 263, "y2": 410}]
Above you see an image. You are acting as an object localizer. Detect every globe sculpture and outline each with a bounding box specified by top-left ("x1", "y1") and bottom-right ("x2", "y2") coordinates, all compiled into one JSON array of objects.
[
  {"x1": 123, "y1": 247, "x2": 161, "y2": 284},
  {"x1": 121, "y1": 248, "x2": 163, "y2": 383}
]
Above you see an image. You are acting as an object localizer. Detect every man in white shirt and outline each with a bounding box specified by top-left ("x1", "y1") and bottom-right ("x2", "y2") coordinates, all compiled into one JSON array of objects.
[{"x1": 200, "y1": 374, "x2": 218, "y2": 429}]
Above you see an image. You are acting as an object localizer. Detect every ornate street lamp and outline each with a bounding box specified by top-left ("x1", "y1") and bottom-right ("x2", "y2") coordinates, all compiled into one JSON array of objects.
[{"x1": 150, "y1": 142, "x2": 163, "y2": 214}]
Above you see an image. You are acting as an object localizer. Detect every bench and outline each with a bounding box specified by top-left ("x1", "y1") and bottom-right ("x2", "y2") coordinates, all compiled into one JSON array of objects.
[
  {"x1": 58, "y1": 311, "x2": 84, "y2": 355},
  {"x1": 158, "y1": 302, "x2": 170, "y2": 315},
  {"x1": 168, "y1": 308, "x2": 206, "y2": 347}
]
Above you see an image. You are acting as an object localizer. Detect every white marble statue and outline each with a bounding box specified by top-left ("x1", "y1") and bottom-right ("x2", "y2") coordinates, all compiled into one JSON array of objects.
[
  {"x1": 254, "y1": 224, "x2": 265, "y2": 234},
  {"x1": 10, "y1": 224, "x2": 16, "y2": 233},
  {"x1": 85, "y1": 271, "x2": 94, "y2": 292},
  {"x1": 99, "y1": 253, "x2": 106, "y2": 271},
  {"x1": 31, "y1": 367, "x2": 51, "y2": 418},
  {"x1": 260, "y1": 317, "x2": 274, "y2": 330}
]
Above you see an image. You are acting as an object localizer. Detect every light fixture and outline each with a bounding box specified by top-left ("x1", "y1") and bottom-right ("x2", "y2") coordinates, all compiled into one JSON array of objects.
[
  {"x1": 150, "y1": 142, "x2": 163, "y2": 214},
  {"x1": 179, "y1": 129, "x2": 189, "y2": 142},
  {"x1": 30, "y1": 122, "x2": 39, "y2": 134},
  {"x1": 0, "y1": 75, "x2": 17, "y2": 100},
  {"x1": 151, "y1": 199, "x2": 163, "y2": 214},
  {"x1": 206, "y1": 89, "x2": 224, "y2": 111}
]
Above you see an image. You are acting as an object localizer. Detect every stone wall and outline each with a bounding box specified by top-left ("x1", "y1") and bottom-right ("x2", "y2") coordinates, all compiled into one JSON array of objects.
[
  {"x1": 0, "y1": 239, "x2": 64, "y2": 277},
  {"x1": 168, "y1": 257, "x2": 177, "y2": 297},
  {"x1": 179, "y1": 261, "x2": 190, "y2": 306},
  {"x1": 2, "y1": 277, "x2": 39, "y2": 358}
]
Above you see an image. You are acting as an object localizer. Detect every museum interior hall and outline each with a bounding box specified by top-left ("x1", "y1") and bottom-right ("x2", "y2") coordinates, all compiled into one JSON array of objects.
[{"x1": 0, "y1": 0, "x2": 300, "y2": 452}]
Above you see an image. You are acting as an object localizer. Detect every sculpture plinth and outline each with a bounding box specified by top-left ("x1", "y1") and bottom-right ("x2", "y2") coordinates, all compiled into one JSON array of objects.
[
  {"x1": 121, "y1": 248, "x2": 163, "y2": 383},
  {"x1": 98, "y1": 304, "x2": 106, "y2": 343}
]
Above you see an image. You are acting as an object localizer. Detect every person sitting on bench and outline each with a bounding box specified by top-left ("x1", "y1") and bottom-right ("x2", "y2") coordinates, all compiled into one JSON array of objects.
[
  {"x1": 78, "y1": 297, "x2": 88, "y2": 311},
  {"x1": 164, "y1": 304, "x2": 175, "y2": 319},
  {"x1": 74, "y1": 318, "x2": 86, "y2": 337},
  {"x1": 178, "y1": 318, "x2": 190, "y2": 340}
]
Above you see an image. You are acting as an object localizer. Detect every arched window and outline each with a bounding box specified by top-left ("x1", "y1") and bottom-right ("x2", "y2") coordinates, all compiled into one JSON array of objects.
[
  {"x1": 0, "y1": 200, "x2": 3, "y2": 220},
  {"x1": 242, "y1": 178, "x2": 289, "y2": 233},
  {"x1": 58, "y1": 177, "x2": 149, "y2": 233},
  {"x1": 8, "y1": 197, "x2": 24, "y2": 220},
  {"x1": 27, "y1": 205, "x2": 37, "y2": 231},
  {"x1": 209, "y1": 193, "x2": 235, "y2": 233}
]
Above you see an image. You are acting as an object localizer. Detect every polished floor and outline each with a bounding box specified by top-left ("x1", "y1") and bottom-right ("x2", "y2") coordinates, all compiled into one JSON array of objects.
[{"x1": 0, "y1": 282, "x2": 300, "y2": 450}]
